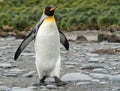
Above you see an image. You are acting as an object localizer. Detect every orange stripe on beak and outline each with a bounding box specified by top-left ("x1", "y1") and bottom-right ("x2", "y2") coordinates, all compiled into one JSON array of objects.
[{"x1": 50, "y1": 7, "x2": 56, "y2": 11}]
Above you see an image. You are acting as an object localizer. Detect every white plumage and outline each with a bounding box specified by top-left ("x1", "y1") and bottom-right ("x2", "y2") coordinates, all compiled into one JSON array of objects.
[{"x1": 35, "y1": 16, "x2": 61, "y2": 80}]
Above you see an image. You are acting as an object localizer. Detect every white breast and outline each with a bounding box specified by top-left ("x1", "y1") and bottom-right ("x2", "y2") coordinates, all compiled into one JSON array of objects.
[{"x1": 34, "y1": 17, "x2": 60, "y2": 77}]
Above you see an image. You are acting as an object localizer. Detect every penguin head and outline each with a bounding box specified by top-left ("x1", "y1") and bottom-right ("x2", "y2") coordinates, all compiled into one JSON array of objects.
[{"x1": 44, "y1": 6, "x2": 56, "y2": 16}]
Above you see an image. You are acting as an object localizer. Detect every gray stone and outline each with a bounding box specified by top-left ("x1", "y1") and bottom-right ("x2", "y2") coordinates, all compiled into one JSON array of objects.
[
  {"x1": 66, "y1": 65, "x2": 74, "y2": 68},
  {"x1": 3, "y1": 73, "x2": 19, "y2": 77},
  {"x1": 0, "y1": 46, "x2": 7, "y2": 50},
  {"x1": 88, "y1": 57, "x2": 100, "y2": 63},
  {"x1": 27, "y1": 86, "x2": 37, "y2": 89},
  {"x1": 0, "y1": 86, "x2": 10, "y2": 91},
  {"x1": 11, "y1": 87, "x2": 21, "y2": 89},
  {"x1": 0, "y1": 63, "x2": 13, "y2": 68},
  {"x1": 3, "y1": 68, "x2": 25, "y2": 77},
  {"x1": 31, "y1": 83, "x2": 40, "y2": 87},
  {"x1": 22, "y1": 71, "x2": 36, "y2": 77},
  {"x1": 46, "y1": 85, "x2": 57, "y2": 89},
  {"x1": 58, "y1": 86, "x2": 64, "y2": 90},
  {"x1": 85, "y1": 53, "x2": 99, "y2": 57},
  {"x1": 40, "y1": 86, "x2": 46, "y2": 88},
  {"x1": 5, "y1": 37, "x2": 16, "y2": 40},
  {"x1": 64, "y1": 62, "x2": 78, "y2": 65},
  {"x1": 109, "y1": 74, "x2": 120, "y2": 82},
  {"x1": 90, "y1": 73, "x2": 110, "y2": 79},
  {"x1": 110, "y1": 62, "x2": 120, "y2": 66},
  {"x1": 61, "y1": 73, "x2": 92, "y2": 82},
  {"x1": 11, "y1": 87, "x2": 35, "y2": 91},
  {"x1": 21, "y1": 53, "x2": 34, "y2": 56},
  {"x1": 92, "y1": 68, "x2": 107, "y2": 73},
  {"x1": 76, "y1": 35, "x2": 88, "y2": 43},
  {"x1": 99, "y1": 81, "x2": 107, "y2": 85},
  {"x1": 0, "y1": 82, "x2": 5, "y2": 85},
  {"x1": 91, "y1": 79, "x2": 100, "y2": 82},
  {"x1": 81, "y1": 63, "x2": 104, "y2": 70},
  {"x1": 76, "y1": 82, "x2": 91, "y2": 86},
  {"x1": 108, "y1": 34, "x2": 120, "y2": 43},
  {"x1": 41, "y1": 88, "x2": 49, "y2": 91},
  {"x1": 9, "y1": 68, "x2": 25, "y2": 75}
]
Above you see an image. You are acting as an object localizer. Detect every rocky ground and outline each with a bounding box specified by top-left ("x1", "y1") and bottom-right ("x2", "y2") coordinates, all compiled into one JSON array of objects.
[{"x1": 0, "y1": 31, "x2": 120, "y2": 91}]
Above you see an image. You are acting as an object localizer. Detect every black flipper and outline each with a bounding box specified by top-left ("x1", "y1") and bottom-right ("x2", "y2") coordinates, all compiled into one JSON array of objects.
[
  {"x1": 14, "y1": 14, "x2": 46, "y2": 60},
  {"x1": 59, "y1": 31, "x2": 69, "y2": 50},
  {"x1": 14, "y1": 29, "x2": 36, "y2": 60}
]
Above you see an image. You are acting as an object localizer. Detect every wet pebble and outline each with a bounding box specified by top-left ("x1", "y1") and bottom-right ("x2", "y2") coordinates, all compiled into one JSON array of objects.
[
  {"x1": 27, "y1": 86, "x2": 37, "y2": 89},
  {"x1": 90, "y1": 73, "x2": 110, "y2": 79},
  {"x1": 66, "y1": 65, "x2": 74, "y2": 68},
  {"x1": 21, "y1": 53, "x2": 34, "y2": 56},
  {"x1": 85, "y1": 53, "x2": 99, "y2": 57},
  {"x1": 0, "y1": 82, "x2": 5, "y2": 85},
  {"x1": 22, "y1": 71, "x2": 36, "y2": 77},
  {"x1": 99, "y1": 81, "x2": 107, "y2": 85},
  {"x1": 11, "y1": 87, "x2": 35, "y2": 91},
  {"x1": 81, "y1": 63, "x2": 104, "y2": 70},
  {"x1": 0, "y1": 86, "x2": 10, "y2": 91},
  {"x1": 64, "y1": 62, "x2": 78, "y2": 65},
  {"x1": 110, "y1": 62, "x2": 120, "y2": 66},
  {"x1": 0, "y1": 46, "x2": 7, "y2": 50},
  {"x1": 41, "y1": 88, "x2": 49, "y2": 91},
  {"x1": 3, "y1": 68, "x2": 25, "y2": 77},
  {"x1": 11, "y1": 87, "x2": 21, "y2": 90},
  {"x1": 46, "y1": 85, "x2": 57, "y2": 89},
  {"x1": 76, "y1": 82, "x2": 91, "y2": 86},
  {"x1": 92, "y1": 68, "x2": 108, "y2": 73},
  {"x1": 31, "y1": 82, "x2": 41, "y2": 87},
  {"x1": 0, "y1": 63, "x2": 14, "y2": 68},
  {"x1": 109, "y1": 74, "x2": 120, "y2": 82},
  {"x1": 3, "y1": 73, "x2": 19, "y2": 77},
  {"x1": 61, "y1": 73, "x2": 92, "y2": 82},
  {"x1": 10, "y1": 68, "x2": 25, "y2": 74},
  {"x1": 40, "y1": 85, "x2": 46, "y2": 89},
  {"x1": 92, "y1": 79, "x2": 100, "y2": 83},
  {"x1": 88, "y1": 57, "x2": 100, "y2": 63},
  {"x1": 5, "y1": 37, "x2": 16, "y2": 40}
]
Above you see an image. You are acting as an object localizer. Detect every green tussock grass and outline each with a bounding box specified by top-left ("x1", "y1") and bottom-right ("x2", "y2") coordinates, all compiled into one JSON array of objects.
[{"x1": 0, "y1": 0, "x2": 120, "y2": 31}]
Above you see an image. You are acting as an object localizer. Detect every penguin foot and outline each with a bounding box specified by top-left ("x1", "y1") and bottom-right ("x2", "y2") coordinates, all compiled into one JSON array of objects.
[
  {"x1": 39, "y1": 76, "x2": 47, "y2": 86},
  {"x1": 54, "y1": 76, "x2": 66, "y2": 86}
]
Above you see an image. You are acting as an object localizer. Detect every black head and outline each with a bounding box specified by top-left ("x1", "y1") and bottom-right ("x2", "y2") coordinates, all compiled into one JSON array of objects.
[{"x1": 44, "y1": 6, "x2": 56, "y2": 16}]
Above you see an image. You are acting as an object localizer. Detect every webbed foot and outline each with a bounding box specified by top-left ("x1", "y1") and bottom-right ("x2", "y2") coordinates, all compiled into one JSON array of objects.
[{"x1": 54, "y1": 76, "x2": 66, "y2": 86}]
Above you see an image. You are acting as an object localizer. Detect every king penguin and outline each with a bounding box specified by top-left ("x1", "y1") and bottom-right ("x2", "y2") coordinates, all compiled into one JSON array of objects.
[{"x1": 14, "y1": 6, "x2": 69, "y2": 86}]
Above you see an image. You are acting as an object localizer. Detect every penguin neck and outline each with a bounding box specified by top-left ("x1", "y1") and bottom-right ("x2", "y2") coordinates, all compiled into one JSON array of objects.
[{"x1": 44, "y1": 16, "x2": 55, "y2": 22}]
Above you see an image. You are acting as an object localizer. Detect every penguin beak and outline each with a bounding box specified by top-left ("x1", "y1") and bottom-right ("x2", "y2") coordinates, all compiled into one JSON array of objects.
[{"x1": 50, "y1": 7, "x2": 56, "y2": 11}]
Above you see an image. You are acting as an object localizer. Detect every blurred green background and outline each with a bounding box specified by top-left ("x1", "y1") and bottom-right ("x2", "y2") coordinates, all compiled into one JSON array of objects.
[{"x1": 0, "y1": 0, "x2": 120, "y2": 32}]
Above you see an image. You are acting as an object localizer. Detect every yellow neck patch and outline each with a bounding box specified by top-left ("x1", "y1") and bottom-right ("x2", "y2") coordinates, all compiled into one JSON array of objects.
[{"x1": 44, "y1": 17, "x2": 55, "y2": 22}]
